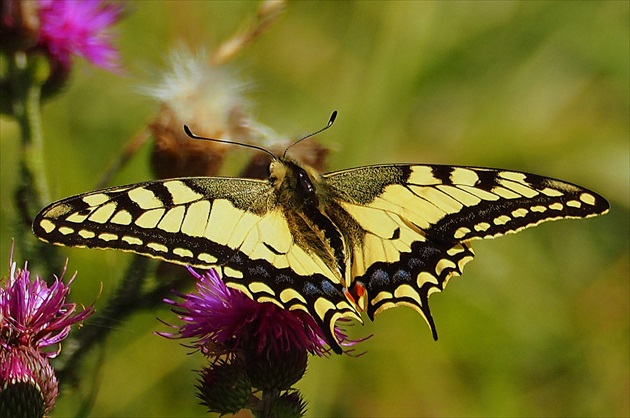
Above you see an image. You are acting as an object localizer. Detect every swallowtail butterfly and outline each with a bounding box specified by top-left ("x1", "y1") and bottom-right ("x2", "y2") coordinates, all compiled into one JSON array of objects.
[{"x1": 32, "y1": 112, "x2": 609, "y2": 353}]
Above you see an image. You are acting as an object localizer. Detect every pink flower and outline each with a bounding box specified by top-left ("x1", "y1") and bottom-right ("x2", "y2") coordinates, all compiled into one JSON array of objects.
[
  {"x1": 0, "y1": 261, "x2": 93, "y2": 357},
  {"x1": 37, "y1": 0, "x2": 123, "y2": 72},
  {"x1": 161, "y1": 267, "x2": 360, "y2": 357},
  {"x1": 161, "y1": 267, "x2": 364, "y2": 414},
  {"x1": 0, "y1": 254, "x2": 93, "y2": 415}
]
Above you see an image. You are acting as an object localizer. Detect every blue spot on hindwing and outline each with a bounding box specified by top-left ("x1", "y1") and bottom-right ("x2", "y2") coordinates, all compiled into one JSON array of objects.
[
  {"x1": 321, "y1": 280, "x2": 340, "y2": 296},
  {"x1": 275, "y1": 273, "x2": 293, "y2": 283},
  {"x1": 368, "y1": 268, "x2": 390, "y2": 290},
  {"x1": 248, "y1": 264, "x2": 270, "y2": 278},
  {"x1": 407, "y1": 257, "x2": 424, "y2": 268},
  {"x1": 303, "y1": 282, "x2": 320, "y2": 295},
  {"x1": 392, "y1": 269, "x2": 411, "y2": 283}
]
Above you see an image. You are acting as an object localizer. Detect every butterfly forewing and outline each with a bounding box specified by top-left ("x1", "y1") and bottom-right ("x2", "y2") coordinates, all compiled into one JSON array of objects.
[
  {"x1": 34, "y1": 178, "x2": 272, "y2": 266},
  {"x1": 324, "y1": 164, "x2": 609, "y2": 242}
]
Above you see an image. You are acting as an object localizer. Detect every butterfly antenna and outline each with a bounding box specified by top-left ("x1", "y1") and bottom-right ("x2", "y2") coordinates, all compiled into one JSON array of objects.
[
  {"x1": 283, "y1": 111, "x2": 337, "y2": 159},
  {"x1": 183, "y1": 125, "x2": 276, "y2": 160}
]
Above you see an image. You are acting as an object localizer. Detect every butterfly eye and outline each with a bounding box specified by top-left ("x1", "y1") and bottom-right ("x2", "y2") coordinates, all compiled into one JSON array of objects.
[{"x1": 297, "y1": 169, "x2": 315, "y2": 194}]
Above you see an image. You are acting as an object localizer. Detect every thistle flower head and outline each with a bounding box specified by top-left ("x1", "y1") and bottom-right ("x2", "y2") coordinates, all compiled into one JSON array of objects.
[
  {"x1": 0, "y1": 261, "x2": 93, "y2": 357},
  {"x1": 196, "y1": 359, "x2": 251, "y2": 415},
  {"x1": 161, "y1": 267, "x2": 359, "y2": 357},
  {"x1": 161, "y1": 267, "x2": 362, "y2": 416},
  {"x1": 37, "y1": 0, "x2": 123, "y2": 72},
  {"x1": 0, "y1": 345, "x2": 57, "y2": 415},
  {"x1": 0, "y1": 252, "x2": 93, "y2": 416}
]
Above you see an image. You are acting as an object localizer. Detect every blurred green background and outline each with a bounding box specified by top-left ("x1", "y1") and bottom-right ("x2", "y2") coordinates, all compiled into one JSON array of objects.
[{"x1": 1, "y1": 1, "x2": 628, "y2": 417}]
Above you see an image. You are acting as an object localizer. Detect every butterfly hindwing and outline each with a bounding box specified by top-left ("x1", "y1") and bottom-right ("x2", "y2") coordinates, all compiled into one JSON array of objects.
[{"x1": 319, "y1": 194, "x2": 473, "y2": 337}]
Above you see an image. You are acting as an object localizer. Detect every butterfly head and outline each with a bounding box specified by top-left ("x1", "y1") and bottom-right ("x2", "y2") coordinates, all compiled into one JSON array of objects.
[
  {"x1": 269, "y1": 110, "x2": 337, "y2": 195},
  {"x1": 269, "y1": 158, "x2": 322, "y2": 205}
]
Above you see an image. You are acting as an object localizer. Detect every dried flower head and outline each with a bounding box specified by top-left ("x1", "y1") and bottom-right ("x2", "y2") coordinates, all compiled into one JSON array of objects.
[
  {"x1": 144, "y1": 48, "x2": 290, "y2": 179},
  {"x1": 240, "y1": 140, "x2": 331, "y2": 180}
]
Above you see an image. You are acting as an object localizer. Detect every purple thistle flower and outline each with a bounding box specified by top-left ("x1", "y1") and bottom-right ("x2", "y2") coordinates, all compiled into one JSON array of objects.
[
  {"x1": 0, "y1": 260, "x2": 94, "y2": 357},
  {"x1": 0, "y1": 254, "x2": 93, "y2": 415},
  {"x1": 161, "y1": 267, "x2": 360, "y2": 357},
  {"x1": 37, "y1": 0, "x2": 123, "y2": 72}
]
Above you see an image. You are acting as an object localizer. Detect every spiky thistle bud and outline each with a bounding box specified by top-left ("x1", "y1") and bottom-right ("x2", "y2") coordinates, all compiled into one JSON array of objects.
[{"x1": 196, "y1": 359, "x2": 251, "y2": 415}]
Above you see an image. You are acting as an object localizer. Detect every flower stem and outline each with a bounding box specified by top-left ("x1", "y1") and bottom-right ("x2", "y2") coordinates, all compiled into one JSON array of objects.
[
  {"x1": 10, "y1": 51, "x2": 60, "y2": 276},
  {"x1": 17, "y1": 60, "x2": 50, "y2": 205},
  {"x1": 12, "y1": 51, "x2": 49, "y2": 204}
]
